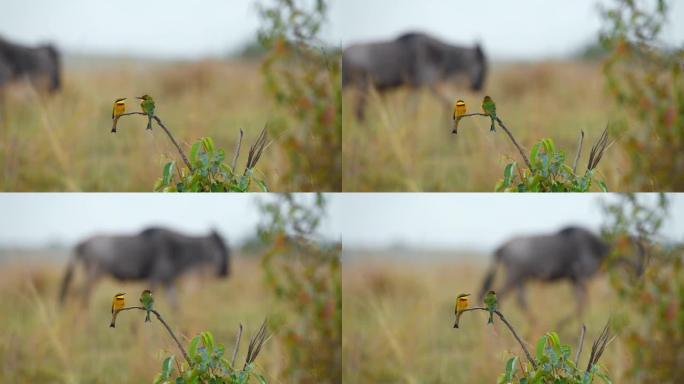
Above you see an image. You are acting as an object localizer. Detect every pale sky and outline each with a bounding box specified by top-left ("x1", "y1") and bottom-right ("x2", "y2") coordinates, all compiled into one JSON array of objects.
[
  {"x1": 0, "y1": 194, "x2": 341, "y2": 248},
  {"x1": 339, "y1": 193, "x2": 684, "y2": 253},
  {"x1": 1, "y1": 1, "x2": 682, "y2": 60},
  {"x1": 335, "y1": 0, "x2": 684, "y2": 60}
]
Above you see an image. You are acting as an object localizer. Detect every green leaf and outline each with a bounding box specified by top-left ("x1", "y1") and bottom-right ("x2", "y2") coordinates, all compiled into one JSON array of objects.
[
  {"x1": 201, "y1": 137, "x2": 215, "y2": 153},
  {"x1": 530, "y1": 142, "x2": 541, "y2": 164},
  {"x1": 162, "y1": 161, "x2": 175, "y2": 186},
  {"x1": 502, "y1": 356, "x2": 518, "y2": 382},
  {"x1": 190, "y1": 141, "x2": 201, "y2": 163},
  {"x1": 254, "y1": 178, "x2": 269, "y2": 192},
  {"x1": 188, "y1": 336, "x2": 200, "y2": 360},
  {"x1": 536, "y1": 334, "x2": 548, "y2": 361},
  {"x1": 201, "y1": 331, "x2": 215, "y2": 353},
  {"x1": 160, "y1": 356, "x2": 174, "y2": 380},
  {"x1": 598, "y1": 180, "x2": 608, "y2": 192}
]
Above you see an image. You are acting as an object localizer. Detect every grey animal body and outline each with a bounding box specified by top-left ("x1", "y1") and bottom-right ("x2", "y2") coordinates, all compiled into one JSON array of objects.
[
  {"x1": 479, "y1": 226, "x2": 611, "y2": 319},
  {"x1": 59, "y1": 227, "x2": 230, "y2": 308},
  {"x1": 342, "y1": 32, "x2": 486, "y2": 119},
  {"x1": 0, "y1": 36, "x2": 61, "y2": 92}
]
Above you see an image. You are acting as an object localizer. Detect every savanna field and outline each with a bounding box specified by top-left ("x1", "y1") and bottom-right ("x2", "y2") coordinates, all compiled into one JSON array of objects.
[
  {"x1": 343, "y1": 60, "x2": 628, "y2": 192},
  {"x1": 0, "y1": 253, "x2": 290, "y2": 383},
  {"x1": 0, "y1": 58, "x2": 296, "y2": 192},
  {"x1": 343, "y1": 252, "x2": 633, "y2": 383}
]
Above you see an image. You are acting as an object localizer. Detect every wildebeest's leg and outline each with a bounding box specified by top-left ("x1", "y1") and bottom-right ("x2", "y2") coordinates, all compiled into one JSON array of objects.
[
  {"x1": 557, "y1": 281, "x2": 588, "y2": 331},
  {"x1": 428, "y1": 84, "x2": 453, "y2": 111},
  {"x1": 355, "y1": 85, "x2": 369, "y2": 121},
  {"x1": 79, "y1": 263, "x2": 101, "y2": 308},
  {"x1": 164, "y1": 282, "x2": 179, "y2": 314}
]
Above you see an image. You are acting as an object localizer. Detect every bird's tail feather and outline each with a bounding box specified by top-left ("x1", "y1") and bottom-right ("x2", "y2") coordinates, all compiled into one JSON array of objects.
[
  {"x1": 145, "y1": 311, "x2": 151, "y2": 322},
  {"x1": 111, "y1": 117, "x2": 119, "y2": 133},
  {"x1": 146, "y1": 117, "x2": 152, "y2": 130}
]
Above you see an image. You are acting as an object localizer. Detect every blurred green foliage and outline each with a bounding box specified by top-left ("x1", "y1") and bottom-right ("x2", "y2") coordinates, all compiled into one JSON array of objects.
[
  {"x1": 601, "y1": 193, "x2": 684, "y2": 382},
  {"x1": 500, "y1": 331, "x2": 611, "y2": 384},
  {"x1": 154, "y1": 327, "x2": 268, "y2": 384},
  {"x1": 496, "y1": 137, "x2": 607, "y2": 192},
  {"x1": 155, "y1": 132, "x2": 268, "y2": 192},
  {"x1": 258, "y1": 0, "x2": 342, "y2": 191},
  {"x1": 600, "y1": 0, "x2": 684, "y2": 190},
  {"x1": 258, "y1": 194, "x2": 341, "y2": 383}
]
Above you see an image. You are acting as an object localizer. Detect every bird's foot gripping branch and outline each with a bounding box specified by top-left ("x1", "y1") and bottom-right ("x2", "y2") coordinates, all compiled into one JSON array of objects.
[
  {"x1": 452, "y1": 96, "x2": 611, "y2": 192},
  {"x1": 111, "y1": 299, "x2": 270, "y2": 384},
  {"x1": 110, "y1": 95, "x2": 270, "y2": 192},
  {"x1": 454, "y1": 302, "x2": 614, "y2": 383}
]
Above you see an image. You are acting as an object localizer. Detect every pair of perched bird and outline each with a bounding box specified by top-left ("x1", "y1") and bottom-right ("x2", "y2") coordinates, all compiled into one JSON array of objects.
[
  {"x1": 111, "y1": 94, "x2": 155, "y2": 133},
  {"x1": 452, "y1": 95, "x2": 497, "y2": 134},
  {"x1": 453, "y1": 290, "x2": 497, "y2": 328},
  {"x1": 109, "y1": 289, "x2": 154, "y2": 328}
]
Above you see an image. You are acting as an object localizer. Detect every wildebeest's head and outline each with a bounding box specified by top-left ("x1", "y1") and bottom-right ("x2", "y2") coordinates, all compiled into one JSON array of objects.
[
  {"x1": 469, "y1": 43, "x2": 487, "y2": 92},
  {"x1": 210, "y1": 230, "x2": 231, "y2": 277}
]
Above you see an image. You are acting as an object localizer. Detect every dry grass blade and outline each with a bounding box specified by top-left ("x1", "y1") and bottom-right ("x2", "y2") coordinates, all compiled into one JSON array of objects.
[
  {"x1": 245, "y1": 125, "x2": 269, "y2": 174},
  {"x1": 231, "y1": 129, "x2": 244, "y2": 172},
  {"x1": 574, "y1": 324, "x2": 586, "y2": 366},
  {"x1": 573, "y1": 130, "x2": 585, "y2": 174},
  {"x1": 586, "y1": 319, "x2": 613, "y2": 372},
  {"x1": 244, "y1": 318, "x2": 270, "y2": 369},
  {"x1": 587, "y1": 126, "x2": 609, "y2": 171},
  {"x1": 231, "y1": 323, "x2": 243, "y2": 368}
]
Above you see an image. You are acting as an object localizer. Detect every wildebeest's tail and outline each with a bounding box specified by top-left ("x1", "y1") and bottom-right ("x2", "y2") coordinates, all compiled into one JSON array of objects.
[
  {"x1": 58, "y1": 244, "x2": 82, "y2": 304},
  {"x1": 479, "y1": 246, "x2": 502, "y2": 302}
]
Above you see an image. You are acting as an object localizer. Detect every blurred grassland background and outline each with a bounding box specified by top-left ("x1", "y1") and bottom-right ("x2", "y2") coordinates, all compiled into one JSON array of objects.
[
  {"x1": 0, "y1": 58, "x2": 288, "y2": 191},
  {"x1": 0, "y1": 253, "x2": 284, "y2": 383},
  {"x1": 342, "y1": 253, "x2": 626, "y2": 383},
  {"x1": 342, "y1": 61, "x2": 622, "y2": 192}
]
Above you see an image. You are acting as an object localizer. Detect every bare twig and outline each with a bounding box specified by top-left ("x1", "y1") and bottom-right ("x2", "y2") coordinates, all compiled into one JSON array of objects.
[
  {"x1": 460, "y1": 307, "x2": 538, "y2": 369},
  {"x1": 245, "y1": 125, "x2": 269, "y2": 175},
  {"x1": 575, "y1": 324, "x2": 587, "y2": 366},
  {"x1": 112, "y1": 306, "x2": 192, "y2": 368},
  {"x1": 586, "y1": 320, "x2": 614, "y2": 373},
  {"x1": 244, "y1": 318, "x2": 270, "y2": 369},
  {"x1": 231, "y1": 129, "x2": 244, "y2": 172},
  {"x1": 115, "y1": 112, "x2": 193, "y2": 172},
  {"x1": 454, "y1": 113, "x2": 532, "y2": 170},
  {"x1": 587, "y1": 126, "x2": 610, "y2": 172},
  {"x1": 573, "y1": 130, "x2": 585, "y2": 174},
  {"x1": 231, "y1": 323, "x2": 243, "y2": 368}
]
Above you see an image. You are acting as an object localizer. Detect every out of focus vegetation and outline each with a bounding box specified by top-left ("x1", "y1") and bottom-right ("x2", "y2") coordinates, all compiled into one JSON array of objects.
[
  {"x1": 600, "y1": 0, "x2": 684, "y2": 190},
  {"x1": 258, "y1": 0, "x2": 342, "y2": 192},
  {"x1": 258, "y1": 194, "x2": 341, "y2": 383},
  {"x1": 601, "y1": 193, "x2": 684, "y2": 382}
]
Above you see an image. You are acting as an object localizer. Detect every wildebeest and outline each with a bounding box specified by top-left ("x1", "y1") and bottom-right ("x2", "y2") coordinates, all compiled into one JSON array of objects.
[
  {"x1": 0, "y1": 36, "x2": 61, "y2": 93},
  {"x1": 342, "y1": 32, "x2": 487, "y2": 119},
  {"x1": 478, "y1": 226, "x2": 640, "y2": 322},
  {"x1": 59, "y1": 227, "x2": 230, "y2": 308}
]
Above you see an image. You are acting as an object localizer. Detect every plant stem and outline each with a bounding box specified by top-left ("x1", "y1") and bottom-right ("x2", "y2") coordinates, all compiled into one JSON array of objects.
[
  {"x1": 116, "y1": 112, "x2": 193, "y2": 172},
  {"x1": 113, "y1": 306, "x2": 192, "y2": 368},
  {"x1": 575, "y1": 324, "x2": 586, "y2": 366},
  {"x1": 573, "y1": 130, "x2": 585, "y2": 175},
  {"x1": 460, "y1": 307, "x2": 538, "y2": 369},
  {"x1": 455, "y1": 113, "x2": 532, "y2": 170}
]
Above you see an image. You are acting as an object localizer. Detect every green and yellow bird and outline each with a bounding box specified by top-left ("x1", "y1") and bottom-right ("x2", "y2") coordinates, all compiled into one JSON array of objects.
[
  {"x1": 452, "y1": 99, "x2": 466, "y2": 134},
  {"x1": 139, "y1": 289, "x2": 154, "y2": 323},
  {"x1": 453, "y1": 293, "x2": 470, "y2": 328},
  {"x1": 111, "y1": 97, "x2": 126, "y2": 133},
  {"x1": 110, "y1": 292, "x2": 126, "y2": 328},
  {"x1": 137, "y1": 94, "x2": 155, "y2": 130},
  {"x1": 481, "y1": 95, "x2": 497, "y2": 132},
  {"x1": 484, "y1": 290, "x2": 497, "y2": 324}
]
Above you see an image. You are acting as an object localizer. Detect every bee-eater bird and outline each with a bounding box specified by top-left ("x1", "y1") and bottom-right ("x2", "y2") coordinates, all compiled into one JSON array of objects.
[
  {"x1": 111, "y1": 98, "x2": 126, "y2": 133},
  {"x1": 139, "y1": 289, "x2": 154, "y2": 323},
  {"x1": 137, "y1": 94, "x2": 155, "y2": 130},
  {"x1": 452, "y1": 99, "x2": 466, "y2": 134},
  {"x1": 453, "y1": 293, "x2": 470, "y2": 328},
  {"x1": 481, "y1": 95, "x2": 497, "y2": 132},
  {"x1": 484, "y1": 290, "x2": 497, "y2": 324},
  {"x1": 110, "y1": 292, "x2": 126, "y2": 328}
]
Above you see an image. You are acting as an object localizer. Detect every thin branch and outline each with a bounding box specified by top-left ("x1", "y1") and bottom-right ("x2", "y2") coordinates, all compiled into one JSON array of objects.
[
  {"x1": 574, "y1": 324, "x2": 587, "y2": 366},
  {"x1": 586, "y1": 320, "x2": 614, "y2": 373},
  {"x1": 114, "y1": 112, "x2": 193, "y2": 172},
  {"x1": 112, "y1": 306, "x2": 192, "y2": 368},
  {"x1": 573, "y1": 130, "x2": 585, "y2": 174},
  {"x1": 231, "y1": 129, "x2": 244, "y2": 172},
  {"x1": 460, "y1": 307, "x2": 538, "y2": 369},
  {"x1": 231, "y1": 323, "x2": 243, "y2": 368},
  {"x1": 454, "y1": 114, "x2": 532, "y2": 170},
  {"x1": 152, "y1": 116, "x2": 193, "y2": 172}
]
